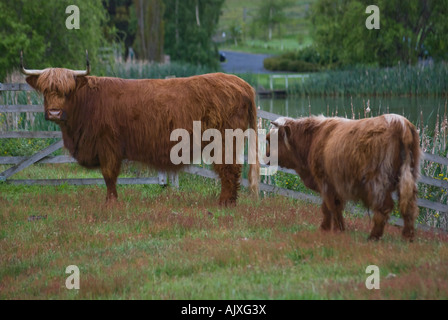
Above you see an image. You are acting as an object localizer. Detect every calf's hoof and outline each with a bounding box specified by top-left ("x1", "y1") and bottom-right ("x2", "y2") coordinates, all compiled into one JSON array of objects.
[
  {"x1": 402, "y1": 229, "x2": 415, "y2": 242},
  {"x1": 367, "y1": 234, "x2": 381, "y2": 242}
]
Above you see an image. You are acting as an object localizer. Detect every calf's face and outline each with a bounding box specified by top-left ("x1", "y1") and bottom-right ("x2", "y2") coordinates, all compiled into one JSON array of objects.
[{"x1": 266, "y1": 122, "x2": 297, "y2": 169}]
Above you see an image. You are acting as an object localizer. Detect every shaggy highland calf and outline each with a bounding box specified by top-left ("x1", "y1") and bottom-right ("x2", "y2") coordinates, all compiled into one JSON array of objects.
[
  {"x1": 21, "y1": 53, "x2": 259, "y2": 206},
  {"x1": 267, "y1": 114, "x2": 421, "y2": 241}
]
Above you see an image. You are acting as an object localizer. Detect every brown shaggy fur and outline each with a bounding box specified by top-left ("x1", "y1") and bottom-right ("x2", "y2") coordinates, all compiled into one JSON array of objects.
[
  {"x1": 26, "y1": 70, "x2": 260, "y2": 206},
  {"x1": 268, "y1": 114, "x2": 421, "y2": 241}
]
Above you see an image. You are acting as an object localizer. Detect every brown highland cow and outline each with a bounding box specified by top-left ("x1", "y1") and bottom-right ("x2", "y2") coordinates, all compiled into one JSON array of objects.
[
  {"x1": 267, "y1": 114, "x2": 421, "y2": 241},
  {"x1": 21, "y1": 52, "x2": 259, "y2": 206}
]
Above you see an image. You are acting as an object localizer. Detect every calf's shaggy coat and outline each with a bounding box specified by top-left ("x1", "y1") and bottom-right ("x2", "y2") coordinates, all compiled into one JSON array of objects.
[
  {"x1": 268, "y1": 114, "x2": 421, "y2": 241},
  {"x1": 25, "y1": 69, "x2": 260, "y2": 205}
]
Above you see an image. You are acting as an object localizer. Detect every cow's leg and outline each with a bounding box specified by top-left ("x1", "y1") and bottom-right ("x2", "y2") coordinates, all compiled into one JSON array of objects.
[
  {"x1": 368, "y1": 193, "x2": 394, "y2": 241},
  {"x1": 213, "y1": 163, "x2": 242, "y2": 206},
  {"x1": 99, "y1": 156, "x2": 122, "y2": 203}
]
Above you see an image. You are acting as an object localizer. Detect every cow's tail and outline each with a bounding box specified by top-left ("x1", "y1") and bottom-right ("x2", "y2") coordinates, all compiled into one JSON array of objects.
[
  {"x1": 247, "y1": 92, "x2": 260, "y2": 198},
  {"x1": 397, "y1": 119, "x2": 421, "y2": 238}
]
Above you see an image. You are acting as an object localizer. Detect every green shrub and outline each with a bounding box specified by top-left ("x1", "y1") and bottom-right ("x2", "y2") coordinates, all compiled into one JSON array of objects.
[
  {"x1": 109, "y1": 61, "x2": 217, "y2": 79},
  {"x1": 264, "y1": 46, "x2": 322, "y2": 73},
  {"x1": 287, "y1": 60, "x2": 320, "y2": 73},
  {"x1": 264, "y1": 56, "x2": 320, "y2": 73},
  {"x1": 0, "y1": 138, "x2": 56, "y2": 157}
]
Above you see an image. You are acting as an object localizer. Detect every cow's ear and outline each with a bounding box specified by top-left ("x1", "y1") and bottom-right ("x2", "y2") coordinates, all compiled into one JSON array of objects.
[
  {"x1": 26, "y1": 76, "x2": 39, "y2": 90},
  {"x1": 279, "y1": 125, "x2": 292, "y2": 150},
  {"x1": 75, "y1": 76, "x2": 88, "y2": 91},
  {"x1": 284, "y1": 125, "x2": 291, "y2": 139}
]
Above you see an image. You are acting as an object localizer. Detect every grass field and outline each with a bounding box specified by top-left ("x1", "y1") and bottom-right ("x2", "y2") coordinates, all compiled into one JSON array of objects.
[
  {"x1": 1, "y1": 164, "x2": 448, "y2": 300},
  {"x1": 220, "y1": 35, "x2": 313, "y2": 55},
  {"x1": 219, "y1": 0, "x2": 314, "y2": 33},
  {"x1": 218, "y1": 0, "x2": 315, "y2": 55}
]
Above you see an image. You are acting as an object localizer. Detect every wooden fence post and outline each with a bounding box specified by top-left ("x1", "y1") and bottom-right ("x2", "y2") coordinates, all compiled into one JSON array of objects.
[
  {"x1": 169, "y1": 172, "x2": 179, "y2": 188},
  {"x1": 158, "y1": 171, "x2": 167, "y2": 186}
]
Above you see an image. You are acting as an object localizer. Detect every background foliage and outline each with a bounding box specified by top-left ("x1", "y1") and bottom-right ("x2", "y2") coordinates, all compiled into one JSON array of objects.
[
  {"x1": 0, "y1": 0, "x2": 108, "y2": 80},
  {"x1": 0, "y1": 0, "x2": 226, "y2": 81},
  {"x1": 163, "y1": 0, "x2": 225, "y2": 69},
  {"x1": 310, "y1": 0, "x2": 448, "y2": 68},
  {"x1": 264, "y1": 0, "x2": 448, "y2": 72}
]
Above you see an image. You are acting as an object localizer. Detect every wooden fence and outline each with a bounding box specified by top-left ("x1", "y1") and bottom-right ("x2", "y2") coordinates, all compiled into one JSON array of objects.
[{"x1": 1, "y1": 83, "x2": 447, "y2": 232}]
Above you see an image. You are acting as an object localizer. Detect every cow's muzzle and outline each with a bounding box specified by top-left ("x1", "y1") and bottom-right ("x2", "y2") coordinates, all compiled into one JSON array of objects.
[{"x1": 46, "y1": 109, "x2": 67, "y2": 121}]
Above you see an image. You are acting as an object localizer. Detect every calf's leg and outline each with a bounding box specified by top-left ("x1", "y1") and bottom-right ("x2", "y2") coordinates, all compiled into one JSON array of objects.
[
  {"x1": 332, "y1": 198, "x2": 346, "y2": 232},
  {"x1": 321, "y1": 189, "x2": 346, "y2": 232},
  {"x1": 320, "y1": 202, "x2": 332, "y2": 231},
  {"x1": 400, "y1": 189, "x2": 418, "y2": 242},
  {"x1": 368, "y1": 193, "x2": 394, "y2": 241}
]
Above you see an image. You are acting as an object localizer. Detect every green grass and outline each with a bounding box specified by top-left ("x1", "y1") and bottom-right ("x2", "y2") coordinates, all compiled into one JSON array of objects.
[
  {"x1": 220, "y1": 35, "x2": 313, "y2": 56},
  {"x1": 218, "y1": 0, "x2": 315, "y2": 55},
  {"x1": 218, "y1": 0, "x2": 314, "y2": 37},
  {"x1": 1, "y1": 164, "x2": 448, "y2": 300}
]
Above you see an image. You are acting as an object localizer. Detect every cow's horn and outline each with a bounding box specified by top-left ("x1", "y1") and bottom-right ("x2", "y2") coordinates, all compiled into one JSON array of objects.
[
  {"x1": 20, "y1": 51, "x2": 45, "y2": 76},
  {"x1": 72, "y1": 50, "x2": 90, "y2": 76}
]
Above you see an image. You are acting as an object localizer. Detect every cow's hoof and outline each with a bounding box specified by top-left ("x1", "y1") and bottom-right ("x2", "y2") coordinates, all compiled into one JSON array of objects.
[
  {"x1": 219, "y1": 199, "x2": 237, "y2": 207},
  {"x1": 104, "y1": 197, "x2": 118, "y2": 208}
]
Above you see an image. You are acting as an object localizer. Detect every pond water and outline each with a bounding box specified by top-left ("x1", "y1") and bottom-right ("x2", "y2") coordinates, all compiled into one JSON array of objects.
[{"x1": 257, "y1": 95, "x2": 447, "y2": 129}]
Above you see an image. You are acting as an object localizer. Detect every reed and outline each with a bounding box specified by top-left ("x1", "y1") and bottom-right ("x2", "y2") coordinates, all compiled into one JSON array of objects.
[
  {"x1": 417, "y1": 102, "x2": 448, "y2": 229},
  {"x1": 287, "y1": 62, "x2": 448, "y2": 97},
  {"x1": 107, "y1": 61, "x2": 217, "y2": 80}
]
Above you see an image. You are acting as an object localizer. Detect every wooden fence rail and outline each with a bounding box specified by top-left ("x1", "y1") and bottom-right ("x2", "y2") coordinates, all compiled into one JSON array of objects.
[{"x1": 1, "y1": 83, "x2": 447, "y2": 232}]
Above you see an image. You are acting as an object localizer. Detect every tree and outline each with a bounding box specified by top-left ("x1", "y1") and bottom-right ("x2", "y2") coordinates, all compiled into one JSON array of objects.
[
  {"x1": 103, "y1": 0, "x2": 138, "y2": 59},
  {"x1": 253, "y1": 0, "x2": 292, "y2": 41},
  {"x1": 133, "y1": 0, "x2": 165, "y2": 62},
  {"x1": 163, "y1": 0, "x2": 225, "y2": 69},
  {"x1": 0, "y1": 0, "x2": 108, "y2": 81},
  {"x1": 229, "y1": 21, "x2": 243, "y2": 46},
  {"x1": 310, "y1": 0, "x2": 448, "y2": 67}
]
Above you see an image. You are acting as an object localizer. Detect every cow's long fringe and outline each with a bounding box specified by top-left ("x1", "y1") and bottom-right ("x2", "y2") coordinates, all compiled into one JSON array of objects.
[{"x1": 35, "y1": 68, "x2": 77, "y2": 93}]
